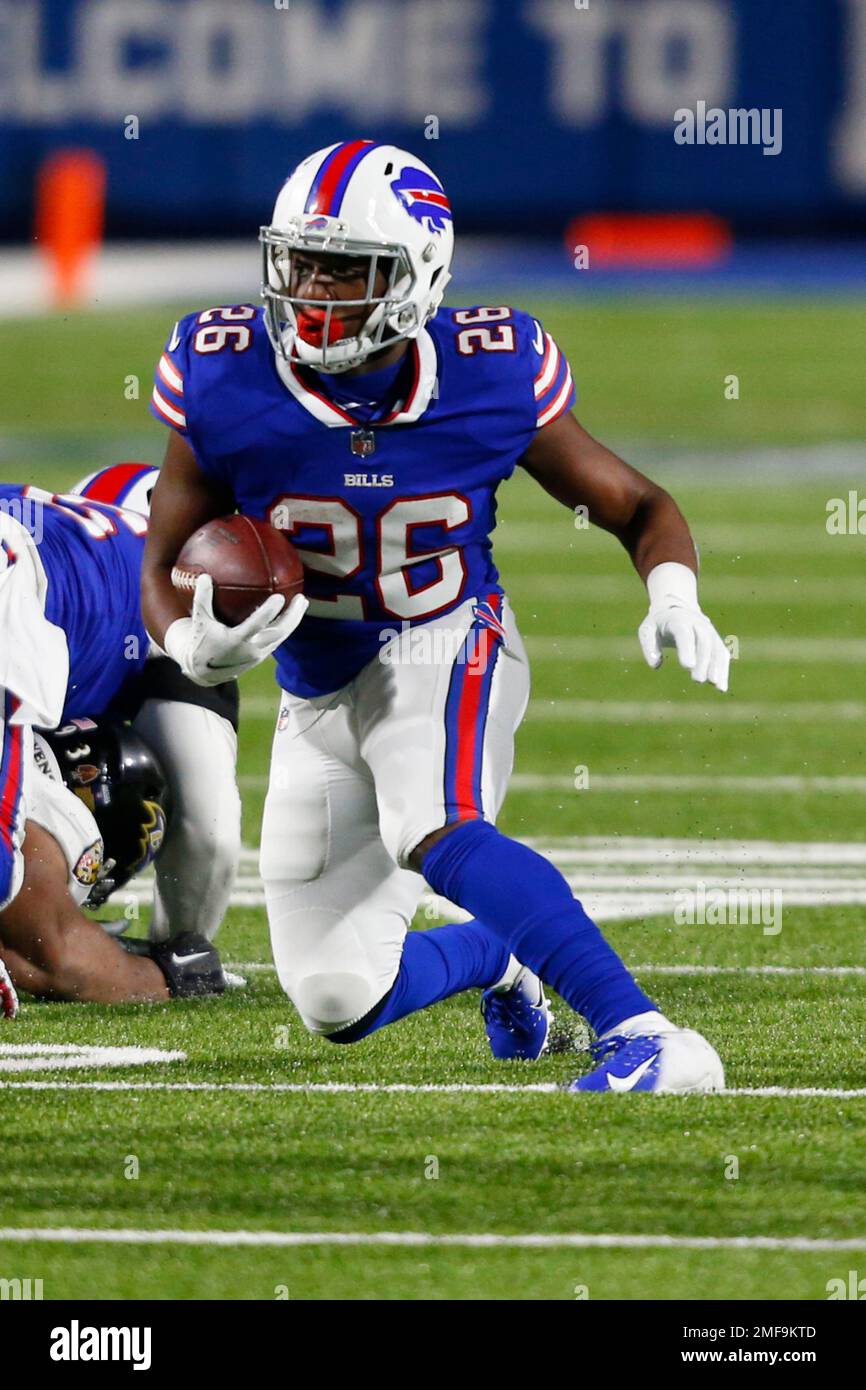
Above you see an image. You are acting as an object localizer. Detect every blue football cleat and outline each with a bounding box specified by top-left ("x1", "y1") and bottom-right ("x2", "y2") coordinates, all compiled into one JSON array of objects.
[
  {"x1": 481, "y1": 966, "x2": 551, "y2": 1060},
  {"x1": 569, "y1": 1028, "x2": 724, "y2": 1093}
]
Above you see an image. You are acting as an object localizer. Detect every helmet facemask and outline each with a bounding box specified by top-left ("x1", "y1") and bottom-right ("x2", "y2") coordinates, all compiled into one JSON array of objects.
[{"x1": 260, "y1": 221, "x2": 422, "y2": 374}]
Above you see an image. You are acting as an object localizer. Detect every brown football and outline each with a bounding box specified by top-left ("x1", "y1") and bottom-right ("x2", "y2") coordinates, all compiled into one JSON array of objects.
[{"x1": 171, "y1": 514, "x2": 304, "y2": 627}]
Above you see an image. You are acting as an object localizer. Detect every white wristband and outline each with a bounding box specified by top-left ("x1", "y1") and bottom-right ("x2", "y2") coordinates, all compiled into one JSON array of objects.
[{"x1": 646, "y1": 561, "x2": 699, "y2": 610}]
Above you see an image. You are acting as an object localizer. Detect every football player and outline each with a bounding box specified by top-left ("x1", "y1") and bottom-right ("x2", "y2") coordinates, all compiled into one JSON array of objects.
[
  {"x1": 1, "y1": 716, "x2": 224, "y2": 1004},
  {"x1": 142, "y1": 142, "x2": 730, "y2": 1093},
  {"x1": 0, "y1": 482, "x2": 234, "y2": 1005}
]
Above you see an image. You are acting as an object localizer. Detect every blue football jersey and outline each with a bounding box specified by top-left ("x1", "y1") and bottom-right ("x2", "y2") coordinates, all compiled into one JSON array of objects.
[
  {"x1": 0, "y1": 486, "x2": 149, "y2": 720},
  {"x1": 151, "y1": 304, "x2": 575, "y2": 697}
]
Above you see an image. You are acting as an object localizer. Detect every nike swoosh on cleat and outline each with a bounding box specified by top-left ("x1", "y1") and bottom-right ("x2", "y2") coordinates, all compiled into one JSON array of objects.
[
  {"x1": 606, "y1": 1052, "x2": 661, "y2": 1092},
  {"x1": 169, "y1": 951, "x2": 212, "y2": 969}
]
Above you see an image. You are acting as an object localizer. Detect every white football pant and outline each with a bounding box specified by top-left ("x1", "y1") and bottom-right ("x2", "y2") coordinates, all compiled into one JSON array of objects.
[
  {"x1": 260, "y1": 594, "x2": 530, "y2": 1034},
  {"x1": 132, "y1": 698, "x2": 241, "y2": 942}
]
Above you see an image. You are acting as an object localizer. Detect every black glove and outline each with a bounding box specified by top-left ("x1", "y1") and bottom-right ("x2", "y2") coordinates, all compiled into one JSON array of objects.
[{"x1": 121, "y1": 931, "x2": 227, "y2": 998}]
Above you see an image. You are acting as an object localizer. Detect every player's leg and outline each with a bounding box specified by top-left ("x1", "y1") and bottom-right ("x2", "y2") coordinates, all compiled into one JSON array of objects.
[
  {"x1": 131, "y1": 696, "x2": 241, "y2": 942},
  {"x1": 332, "y1": 596, "x2": 548, "y2": 1053},
  {"x1": 260, "y1": 689, "x2": 511, "y2": 1039},
  {"x1": 366, "y1": 597, "x2": 722, "y2": 1091}
]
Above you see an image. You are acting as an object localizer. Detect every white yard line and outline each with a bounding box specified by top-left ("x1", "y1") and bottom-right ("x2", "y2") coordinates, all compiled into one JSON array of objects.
[
  {"x1": 237, "y1": 772, "x2": 866, "y2": 794},
  {"x1": 117, "y1": 837, "x2": 866, "y2": 919},
  {"x1": 226, "y1": 961, "x2": 866, "y2": 978},
  {"x1": 509, "y1": 575, "x2": 866, "y2": 603},
  {"x1": 521, "y1": 636, "x2": 866, "y2": 663},
  {"x1": 0, "y1": 1226, "x2": 863, "y2": 1252},
  {"x1": 2, "y1": 1080, "x2": 865, "y2": 1099},
  {"x1": 0, "y1": 1045, "x2": 185, "y2": 1074},
  {"x1": 494, "y1": 522, "x2": 846, "y2": 555},
  {"x1": 518, "y1": 837, "x2": 866, "y2": 863},
  {"x1": 240, "y1": 698, "x2": 866, "y2": 723}
]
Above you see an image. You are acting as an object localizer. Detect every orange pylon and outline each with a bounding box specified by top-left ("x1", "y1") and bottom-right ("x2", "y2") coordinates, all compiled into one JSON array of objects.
[{"x1": 35, "y1": 149, "x2": 107, "y2": 306}]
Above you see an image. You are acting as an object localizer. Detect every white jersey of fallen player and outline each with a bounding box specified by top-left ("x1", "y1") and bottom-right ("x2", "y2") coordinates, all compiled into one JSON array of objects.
[
  {"x1": 0, "y1": 510, "x2": 102, "y2": 911},
  {"x1": 0, "y1": 500, "x2": 240, "y2": 936},
  {"x1": 261, "y1": 139, "x2": 454, "y2": 372},
  {"x1": 31, "y1": 733, "x2": 105, "y2": 907}
]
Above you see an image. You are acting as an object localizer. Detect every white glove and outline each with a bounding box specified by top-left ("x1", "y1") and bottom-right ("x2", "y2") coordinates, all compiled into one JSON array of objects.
[
  {"x1": 163, "y1": 573, "x2": 308, "y2": 687},
  {"x1": 638, "y1": 562, "x2": 730, "y2": 693}
]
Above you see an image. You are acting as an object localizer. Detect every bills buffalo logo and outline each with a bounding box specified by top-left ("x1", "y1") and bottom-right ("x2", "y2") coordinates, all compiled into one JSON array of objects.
[
  {"x1": 304, "y1": 215, "x2": 331, "y2": 231},
  {"x1": 472, "y1": 601, "x2": 508, "y2": 645},
  {"x1": 133, "y1": 801, "x2": 167, "y2": 873},
  {"x1": 390, "y1": 166, "x2": 452, "y2": 234},
  {"x1": 73, "y1": 840, "x2": 104, "y2": 888}
]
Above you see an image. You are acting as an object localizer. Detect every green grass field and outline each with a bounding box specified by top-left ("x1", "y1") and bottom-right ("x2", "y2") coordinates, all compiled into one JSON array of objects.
[{"x1": 1, "y1": 294, "x2": 865, "y2": 1301}]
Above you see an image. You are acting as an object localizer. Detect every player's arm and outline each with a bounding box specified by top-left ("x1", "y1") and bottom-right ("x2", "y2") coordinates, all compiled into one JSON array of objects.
[
  {"x1": 521, "y1": 412, "x2": 729, "y2": 692},
  {"x1": 141, "y1": 430, "x2": 233, "y2": 648},
  {"x1": 0, "y1": 819, "x2": 229, "y2": 1004},
  {"x1": 0, "y1": 821, "x2": 169, "y2": 1003},
  {"x1": 142, "y1": 433, "x2": 305, "y2": 687}
]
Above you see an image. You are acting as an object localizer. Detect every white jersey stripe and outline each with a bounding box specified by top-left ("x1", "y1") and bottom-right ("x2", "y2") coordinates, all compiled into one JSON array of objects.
[
  {"x1": 536, "y1": 365, "x2": 574, "y2": 427},
  {"x1": 158, "y1": 353, "x2": 184, "y2": 395},
  {"x1": 151, "y1": 385, "x2": 186, "y2": 430},
  {"x1": 533, "y1": 334, "x2": 560, "y2": 398},
  {"x1": 274, "y1": 328, "x2": 439, "y2": 429}
]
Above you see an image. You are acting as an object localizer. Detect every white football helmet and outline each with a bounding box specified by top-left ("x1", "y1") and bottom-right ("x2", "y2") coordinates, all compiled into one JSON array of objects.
[
  {"x1": 71, "y1": 462, "x2": 159, "y2": 517},
  {"x1": 260, "y1": 140, "x2": 454, "y2": 374}
]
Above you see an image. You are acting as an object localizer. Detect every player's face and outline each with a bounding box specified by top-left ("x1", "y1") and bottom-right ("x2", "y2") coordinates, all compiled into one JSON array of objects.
[{"x1": 288, "y1": 250, "x2": 391, "y2": 349}]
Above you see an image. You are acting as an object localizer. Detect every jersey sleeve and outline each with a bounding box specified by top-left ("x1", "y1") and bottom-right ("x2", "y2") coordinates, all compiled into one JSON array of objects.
[
  {"x1": 149, "y1": 314, "x2": 196, "y2": 437},
  {"x1": 524, "y1": 315, "x2": 576, "y2": 430}
]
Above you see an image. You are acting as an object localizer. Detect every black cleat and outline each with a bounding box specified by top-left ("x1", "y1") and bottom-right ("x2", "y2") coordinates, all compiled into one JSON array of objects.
[{"x1": 122, "y1": 931, "x2": 227, "y2": 998}]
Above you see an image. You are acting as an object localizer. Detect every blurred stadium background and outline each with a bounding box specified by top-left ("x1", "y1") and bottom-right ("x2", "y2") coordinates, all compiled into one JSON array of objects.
[{"x1": 2, "y1": 0, "x2": 866, "y2": 1302}]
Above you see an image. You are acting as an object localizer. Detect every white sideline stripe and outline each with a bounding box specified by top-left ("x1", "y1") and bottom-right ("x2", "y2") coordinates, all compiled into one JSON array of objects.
[
  {"x1": 0, "y1": 1227, "x2": 864, "y2": 1252},
  {"x1": 2, "y1": 1081, "x2": 866, "y2": 1100},
  {"x1": 237, "y1": 772, "x2": 866, "y2": 795},
  {"x1": 226, "y1": 961, "x2": 866, "y2": 979}
]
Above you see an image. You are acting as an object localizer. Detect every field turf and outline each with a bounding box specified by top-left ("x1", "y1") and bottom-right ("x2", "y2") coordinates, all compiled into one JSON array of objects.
[{"x1": 0, "y1": 295, "x2": 864, "y2": 1301}]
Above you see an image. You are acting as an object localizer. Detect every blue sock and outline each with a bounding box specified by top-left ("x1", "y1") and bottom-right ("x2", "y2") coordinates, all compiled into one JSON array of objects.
[
  {"x1": 421, "y1": 820, "x2": 654, "y2": 1037},
  {"x1": 328, "y1": 920, "x2": 511, "y2": 1043}
]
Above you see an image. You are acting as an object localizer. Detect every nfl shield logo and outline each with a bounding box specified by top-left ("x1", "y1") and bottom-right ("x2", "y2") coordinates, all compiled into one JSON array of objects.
[{"x1": 350, "y1": 429, "x2": 376, "y2": 457}]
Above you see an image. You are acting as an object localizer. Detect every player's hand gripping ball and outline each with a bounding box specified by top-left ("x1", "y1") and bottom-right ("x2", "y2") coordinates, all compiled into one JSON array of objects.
[
  {"x1": 171, "y1": 515, "x2": 304, "y2": 626},
  {"x1": 166, "y1": 516, "x2": 308, "y2": 686}
]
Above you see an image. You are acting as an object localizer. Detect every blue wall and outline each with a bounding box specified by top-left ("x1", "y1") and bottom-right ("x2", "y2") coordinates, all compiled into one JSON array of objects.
[{"x1": 0, "y1": 0, "x2": 862, "y2": 237}]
